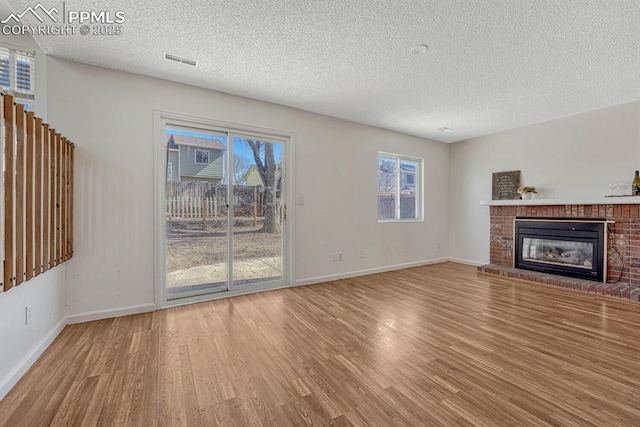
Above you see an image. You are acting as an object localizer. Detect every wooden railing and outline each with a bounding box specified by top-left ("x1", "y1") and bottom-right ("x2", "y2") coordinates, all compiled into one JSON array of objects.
[{"x1": 1, "y1": 93, "x2": 74, "y2": 293}]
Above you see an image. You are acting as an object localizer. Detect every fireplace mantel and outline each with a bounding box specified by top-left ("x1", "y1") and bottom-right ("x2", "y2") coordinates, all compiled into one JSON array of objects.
[{"x1": 481, "y1": 196, "x2": 640, "y2": 206}]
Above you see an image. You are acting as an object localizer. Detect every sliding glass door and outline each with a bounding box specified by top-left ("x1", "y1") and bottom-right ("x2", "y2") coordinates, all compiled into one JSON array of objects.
[
  {"x1": 163, "y1": 124, "x2": 286, "y2": 301},
  {"x1": 232, "y1": 136, "x2": 284, "y2": 286}
]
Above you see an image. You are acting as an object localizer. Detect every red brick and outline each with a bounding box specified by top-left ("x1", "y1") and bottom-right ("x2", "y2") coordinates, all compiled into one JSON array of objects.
[
  {"x1": 611, "y1": 285, "x2": 629, "y2": 297},
  {"x1": 622, "y1": 204, "x2": 630, "y2": 218},
  {"x1": 630, "y1": 288, "x2": 640, "y2": 301},
  {"x1": 613, "y1": 205, "x2": 622, "y2": 219},
  {"x1": 606, "y1": 205, "x2": 615, "y2": 217}
]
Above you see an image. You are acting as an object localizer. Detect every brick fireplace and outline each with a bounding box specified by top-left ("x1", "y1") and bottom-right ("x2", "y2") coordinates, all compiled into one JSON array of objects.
[{"x1": 478, "y1": 201, "x2": 640, "y2": 301}]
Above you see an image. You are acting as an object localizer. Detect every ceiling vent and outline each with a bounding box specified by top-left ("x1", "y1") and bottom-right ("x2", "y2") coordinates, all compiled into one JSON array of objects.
[{"x1": 164, "y1": 53, "x2": 197, "y2": 67}]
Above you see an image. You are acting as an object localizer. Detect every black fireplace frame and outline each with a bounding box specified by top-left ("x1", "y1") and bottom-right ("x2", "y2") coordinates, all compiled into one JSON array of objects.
[{"x1": 514, "y1": 218, "x2": 607, "y2": 282}]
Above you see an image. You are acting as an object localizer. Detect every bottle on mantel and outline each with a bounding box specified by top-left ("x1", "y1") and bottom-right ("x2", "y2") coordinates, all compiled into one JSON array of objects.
[{"x1": 633, "y1": 171, "x2": 640, "y2": 196}]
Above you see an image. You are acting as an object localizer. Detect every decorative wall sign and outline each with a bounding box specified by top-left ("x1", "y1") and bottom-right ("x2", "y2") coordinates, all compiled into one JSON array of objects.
[{"x1": 492, "y1": 170, "x2": 521, "y2": 200}]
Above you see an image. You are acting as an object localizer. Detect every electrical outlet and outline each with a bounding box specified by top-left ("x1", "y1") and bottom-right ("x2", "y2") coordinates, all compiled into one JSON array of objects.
[
  {"x1": 25, "y1": 305, "x2": 32, "y2": 325},
  {"x1": 359, "y1": 250, "x2": 364, "y2": 259},
  {"x1": 297, "y1": 195, "x2": 304, "y2": 205},
  {"x1": 437, "y1": 243, "x2": 441, "y2": 249},
  {"x1": 332, "y1": 253, "x2": 338, "y2": 262},
  {"x1": 339, "y1": 252, "x2": 343, "y2": 262}
]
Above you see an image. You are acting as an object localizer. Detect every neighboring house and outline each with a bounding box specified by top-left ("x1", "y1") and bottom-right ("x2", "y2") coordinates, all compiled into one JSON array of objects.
[
  {"x1": 166, "y1": 133, "x2": 226, "y2": 183},
  {"x1": 242, "y1": 164, "x2": 283, "y2": 189},
  {"x1": 243, "y1": 165, "x2": 264, "y2": 186},
  {"x1": 400, "y1": 163, "x2": 416, "y2": 193}
]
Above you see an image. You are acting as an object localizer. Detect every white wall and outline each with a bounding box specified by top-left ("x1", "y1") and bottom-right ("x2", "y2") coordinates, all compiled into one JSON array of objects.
[
  {"x1": 45, "y1": 58, "x2": 450, "y2": 320},
  {"x1": 0, "y1": 268, "x2": 66, "y2": 398},
  {"x1": 449, "y1": 101, "x2": 640, "y2": 264},
  {"x1": 0, "y1": 24, "x2": 65, "y2": 400}
]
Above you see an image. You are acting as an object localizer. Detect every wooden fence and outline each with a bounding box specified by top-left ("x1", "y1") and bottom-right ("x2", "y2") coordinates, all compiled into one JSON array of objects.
[
  {"x1": 378, "y1": 194, "x2": 416, "y2": 219},
  {"x1": 166, "y1": 181, "x2": 266, "y2": 220},
  {"x1": 1, "y1": 93, "x2": 74, "y2": 293}
]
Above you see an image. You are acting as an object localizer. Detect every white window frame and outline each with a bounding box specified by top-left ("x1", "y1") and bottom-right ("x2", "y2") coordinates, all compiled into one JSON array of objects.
[
  {"x1": 167, "y1": 162, "x2": 173, "y2": 181},
  {"x1": 378, "y1": 152, "x2": 423, "y2": 222},
  {"x1": 195, "y1": 149, "x2": 209, "y2": 164},
  {"x1": 0, "y1": 45, "x2": 35, "y2": 109}
]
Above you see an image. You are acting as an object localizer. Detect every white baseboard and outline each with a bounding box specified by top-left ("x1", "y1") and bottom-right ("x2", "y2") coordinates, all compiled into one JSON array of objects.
[
  {"x1": 294, "y1": 258, "x2": 449, "y2": 287},
  {"x1": 448, "y1": 257, "x2": 485, "y2": 267},
  {"x1": 66, "y1": 303, "x2": 158, "y2": 325},
  {"x1": 0, "y1": 318, "x2": 67, "y2": 401}
]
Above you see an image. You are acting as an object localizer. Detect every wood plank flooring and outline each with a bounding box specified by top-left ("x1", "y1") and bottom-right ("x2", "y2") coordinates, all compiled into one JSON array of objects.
[{"x1": 1, "y1": 262, "x2": 640, "y2": 426}]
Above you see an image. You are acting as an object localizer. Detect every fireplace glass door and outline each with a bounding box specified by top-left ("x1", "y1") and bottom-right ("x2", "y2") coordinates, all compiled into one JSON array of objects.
[{"x1": 522, "y1": 238, "x2": 594, "y2": 270}]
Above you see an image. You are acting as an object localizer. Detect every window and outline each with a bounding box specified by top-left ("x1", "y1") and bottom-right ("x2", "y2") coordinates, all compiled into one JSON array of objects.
[
  {"x1": 378, "y1": 153, "x2": 422, "y2": 221},
  {"x1": 195, "y1": 149, "x2": 209, "y2": 164},
  {"x1": 167, "y1": 162, "x2": 173, "y2": 181},
  {"x1": 0, "y1": 46, "x2": 35, "y2": 108},
  {"x1": 405, "y1": 173, "x2": 415, "y2": 185}
]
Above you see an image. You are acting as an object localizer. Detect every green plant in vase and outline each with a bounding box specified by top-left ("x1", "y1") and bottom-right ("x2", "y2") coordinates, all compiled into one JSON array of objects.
[{"x1": 517, "y1": 186, "x2": 538, "y2": 200}]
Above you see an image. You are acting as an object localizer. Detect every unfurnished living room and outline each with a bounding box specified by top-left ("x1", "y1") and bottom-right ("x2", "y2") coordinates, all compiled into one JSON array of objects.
[{"x1": 1, "y1": 1, "x2": 640, "y2": 426}]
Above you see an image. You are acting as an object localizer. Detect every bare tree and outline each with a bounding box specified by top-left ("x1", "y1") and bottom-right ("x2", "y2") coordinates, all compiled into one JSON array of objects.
[
  {"x1": 233, "y1": 154, "x2": 250, "y2": 185},
  {"x1": 247, "y1": 140, "x2": 280, "y2": 233},
  {"x1": 378, "y1": 159, "x2": 396, "y2": 193}
]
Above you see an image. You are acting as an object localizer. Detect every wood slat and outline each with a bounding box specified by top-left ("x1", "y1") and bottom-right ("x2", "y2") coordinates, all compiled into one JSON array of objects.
[
  {"x1": 0, "y1": 96, "x2": 3, "y2": 291},
  {"x1": 65, "y1": 142, "x2": 71, "y2": 260},
  {"x1": 3, "y1": 94, "x2": 14, "y2": 291},
  {"x1": 69, "y1": 144, "x2": 74, "y2": 258},
  {"x1": 25, "y1": 111, "x2": 35, "y2": 281},
  {"x1": 14, "y1": 104, "x2": 24, "y2": 286},
  {"x1": 55, "y1": 133, "x2": 62, "y2": 265},
  {"x1": 60, "y1": 137, "x2": 66, "y2": 262},
  {"x1": 42, "y1": 124, "x2": 50, "y2": 272},
  {"x1": 49, "y1": 128, "x2": 55, "y2": 269},
  {"x1": 34, "y1": 118, "x2": 43, "y2": 276}
]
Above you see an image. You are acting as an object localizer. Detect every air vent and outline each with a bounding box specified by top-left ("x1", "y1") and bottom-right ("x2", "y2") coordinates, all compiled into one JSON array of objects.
[
  {"x1": 180, "y1": 57, "x2": 197, "y2": 67},
  {"x1": 164, "y1": 53, "x2": 197, "y2": 67}
]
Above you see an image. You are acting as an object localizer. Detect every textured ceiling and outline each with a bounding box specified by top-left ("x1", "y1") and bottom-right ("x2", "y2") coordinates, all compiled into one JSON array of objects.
[{"x1": 4, "y1": 0, "x2": 640, "y2": 143}]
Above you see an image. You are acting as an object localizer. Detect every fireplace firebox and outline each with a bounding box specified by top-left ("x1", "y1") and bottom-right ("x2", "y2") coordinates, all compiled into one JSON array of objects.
[{"x1": 514, "y1": 218, "x2": 607, "y2": 282}]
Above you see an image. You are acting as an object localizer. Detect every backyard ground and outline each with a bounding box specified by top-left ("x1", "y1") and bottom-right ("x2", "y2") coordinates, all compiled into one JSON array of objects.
[{"x1": 166, "y1": 218, "x2": 282, "y2": 288}]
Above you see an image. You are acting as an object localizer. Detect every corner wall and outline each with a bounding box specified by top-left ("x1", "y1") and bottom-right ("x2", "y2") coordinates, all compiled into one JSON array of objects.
[{"x1": 449, "y1": 101, "x2": 640, "y2": 264}]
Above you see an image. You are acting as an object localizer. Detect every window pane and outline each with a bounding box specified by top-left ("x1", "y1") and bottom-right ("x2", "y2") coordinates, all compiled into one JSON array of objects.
[
  {"x1": 196, "y1": 150, "x2": 210, "y2": 164},
  {"x1": 0, "y1": 56, "x2": 9, "y2": 89},
  {"x1": 378, "y1": 157, "x2": 396, "y2": 220},
  {"x1": 399, "y1": 159, "x2": 418, "y2": 219}
]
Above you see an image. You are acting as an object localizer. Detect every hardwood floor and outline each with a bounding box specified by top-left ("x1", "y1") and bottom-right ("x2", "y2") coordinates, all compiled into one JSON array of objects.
[{"x1": 1, "y1": 262, "x2": 640, "y2": 426}]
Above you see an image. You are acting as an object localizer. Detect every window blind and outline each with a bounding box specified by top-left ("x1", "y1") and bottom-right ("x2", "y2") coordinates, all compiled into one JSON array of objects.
[{"x1": 0, "y1": 46, "x2": 35, "y2": 102}]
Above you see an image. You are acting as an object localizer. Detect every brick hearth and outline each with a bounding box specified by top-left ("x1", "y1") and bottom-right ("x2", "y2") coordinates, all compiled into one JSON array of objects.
[{"x1": 479, "y1": 203, "x2": 640, "y2": 301}]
